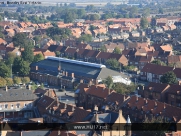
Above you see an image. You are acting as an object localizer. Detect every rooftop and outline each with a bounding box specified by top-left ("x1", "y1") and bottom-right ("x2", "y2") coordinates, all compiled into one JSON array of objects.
[{"x1": 0, "y1": 87, "x2": 38, "y2": 102}]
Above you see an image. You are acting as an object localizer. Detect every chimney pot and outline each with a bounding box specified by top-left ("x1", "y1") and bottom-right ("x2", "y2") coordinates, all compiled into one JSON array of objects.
[
  {"x1": 71, "y1": 73, "x2": 74, "y2": 78},
  {"x1": 65, "y1": 71, "x2": 68, "y2": 77},
  {"x1": 36, "y1": 66, "x2": 38, "y2": 71}
]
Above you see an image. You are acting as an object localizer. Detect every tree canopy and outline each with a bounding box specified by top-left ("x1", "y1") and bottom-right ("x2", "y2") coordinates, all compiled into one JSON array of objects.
[
  {"x1": 113, "y1": 47, "x2": 121, "y2": 54},
  {"x1": 0, "y1": 63, "x2": 11, "y2": 78},
  {"x1": 78, "y1": 34, "x2": 92, "y2": 43},
  {"x1": 140, "y1": 17, "x2": 149, "y2": 29},
  {"x1": 103, "y1": 76, "x2": 113, "y2": 89},
  {"x1": 46, "y1": 27, "x2": 71, "y2": 40},
  {"x1": 22, "y1": 46, "x2": 34, "y2": 63},
  {"x1": 160, "y1": 71, "x2": 177, "y2": 84},
  {"x1": 0, "y1": 77, "x2": 7, "y2": 87},
  {"x1": 106, "y1": 58, "x2": 120, "y2": 70},
  {"x1": 151, "y1": 59, "x2": 167, "y2": 66},
  {"x1": 33, "y1": 53, "x2": 44, "y2": 62},
  {"x1": 12, "y1": 33, "x2": 30, "y2": 48}
]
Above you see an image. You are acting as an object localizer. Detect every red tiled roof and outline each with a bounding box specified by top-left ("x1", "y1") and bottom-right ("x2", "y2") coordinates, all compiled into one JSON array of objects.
[
  {"x1": 96, "y1": 52, "x2": 112, "y2": 59},
  {"x1": 141, "y1": 63, "x2": 173, "y2": 75},
  {"x1": 86, "y1": 84, "x2": 115, "y2": 99},
  {"x1": 126, "y1": 96, "x2": 181, "y2": 122},
  {"x1": 65, "y1": 48, "x2": 77, "y2": 54},
  {"x1": 145, "y1": 82, "x2": 169, "y2": 93}
]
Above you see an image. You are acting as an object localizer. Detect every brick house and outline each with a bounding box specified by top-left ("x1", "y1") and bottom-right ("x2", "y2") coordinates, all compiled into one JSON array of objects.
[
  {"x1": 129, "y1": 55, "x2": 154, "y2": 70},
  {"x1": 143, "y1": 82, "x2": 170, "y2": 102},
  {"x1": 166, "y1": 84, "x2": 181, "y2": 107},
  {"x1": 140, "y1": 63, "x2": 180, "y2": 83},
  {"x1": 0, "y1": 86, "x2": 38, "y2": 119}
]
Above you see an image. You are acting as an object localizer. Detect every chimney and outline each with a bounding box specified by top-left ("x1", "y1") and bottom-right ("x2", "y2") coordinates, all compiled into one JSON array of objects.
[
  {"x1": 72, "y1": 106, "x2": 75, "y2": 112},
  {"x1": 164, "y1": 103, "x2": 166, "y2": 109},
  {"x1": 95, "y1": 112, "x2": 99, "y2": 123},
  {"x1": 108, "y1": 89, "x2": 111, "y2": 95},
  {"x1": 71, "y1": 73, "x2": 74, "y2": 78},
  {"x1": 136, "y1": 96, "x2": 138, "y2": 102},
  {"x1": 58, "y1": 130, "x2": 61, "y2": 136},
  {"x1": 28, "y1": 85, "x2": 31, "y2": 90},
  {"x1": 5, "y1": 86, "x2": 8, "y2": 92},
  {"x1": 58, "y1": 65, "x2": 61, "y2": 71},
  {"x1": 36, "y1": 66, "x2": 38, "y2": 70},
  {"x1": 94, "y1": 105, "x2": 98, "y2": 111},
  {"x1": 64, "y1": 104, "x2": 67, "y2": 109},
  {"x1": 145, "y1": 99, "x2": 148, "y2": 104},
  {"x1": 65, "y1": 71, "x2": 68, "y2": 77},
  {"x1": 142, "y1": 86, "x2": 144, "y2": 90},
  {"x1": 155, "y1": 102, "x2": 157, "y2": 107},
  {"x1": 62, "y1": 71, "x2": 65, "y2": 76}
]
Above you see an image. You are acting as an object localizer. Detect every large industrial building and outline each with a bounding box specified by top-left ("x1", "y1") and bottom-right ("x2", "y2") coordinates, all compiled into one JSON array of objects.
[{"x1": 30, "y1": 57, "x2": 131, "y2": 88}]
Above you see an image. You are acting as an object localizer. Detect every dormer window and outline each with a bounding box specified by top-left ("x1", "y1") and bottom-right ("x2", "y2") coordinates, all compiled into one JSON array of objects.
[{"x1": 49, "y1": 109, "x2": 51, "y2": 114}]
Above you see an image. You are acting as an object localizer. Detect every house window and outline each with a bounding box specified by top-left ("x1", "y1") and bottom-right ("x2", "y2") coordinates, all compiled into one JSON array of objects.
[
  {"x1": 24, "y1": 103, "x2": 27, "y2": 107},
  {"x1": 6, "y1": 112, "x2": 10, "y2": 115},
  {"x1": 11, "y1": 104, "x2": 13, "y2": 109},
  {"x1": 5, "y1": 104, "x2": 8, "y2": 109},
  {"x1": 155, "y1": 92, "x2": 157, "y2": 96},
  {"x1": 153, "y1": 74, "x2": 154, "y2": 77},
  {"x1": 141, "y1": 72, "x2": 143, "y2": 75},
  {"x1": 0, "y1": 105, "x2": 2, "y2": 110},
  {"x1": 17, "y1": 103, "x2": 20, "y2": 108},
  {"x1": 171, "y1": 95, "x2": 174, "y2": 98}
]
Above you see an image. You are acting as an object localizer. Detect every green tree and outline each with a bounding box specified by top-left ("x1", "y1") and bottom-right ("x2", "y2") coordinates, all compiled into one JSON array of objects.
[
  {"x1": 0, "y1": 63, "x2": 11, "y2": 78},
  {"x1": 21, "y1": 77, "x2": 30, "y2": 84},
  {"x1": 5, "y1": 78, "x2": 14, "y2": 86},
  {"x1": 77, "y1": 9, "x2": 85, "y2": 18},
  {"x1": 40, "y1": 83, "x2": 44, "y2": 89},
  {"x1": 112, "y1": 83, "x2": 136, "y2": 95},
  {"x1": 22, "y1": 46, "x2": 34, "y2": 63},
  {"x1": 55, "y1": 51, "x2": 60, "y2": 57},
  {"x1": 86, "y1": 5, "x2": 94, "y2": 11},
  {"x1": 0, "y1": 77, "x2": 7, "y2": 87},
  {"x1": 140, "y1": 17, "x2": 149, "y2": 29},
  {"x1": 113, "y1": 47, "x2": 121, "y2": 54},
  {"x1": 31, "y1": 82, "x2": 38, "y2": 90},
  {"x1": 100, "y1": 45, "x2": 107, "y2": 52},
  {"x1": 5, "y1": 52, "x2": 16, "y2": 66},
  {"x1": 19, "y1": 60, "x2": 30, "y2": 76},
  {"x1": 142, "y1": 8, "x2": 150, "y2": 17},
  {"x1": 33, "y1": 54, "x2": 44, "y2": 62},
  {"x1": 78, "y1": 34, "x2": 92, "y2": 43},
  {"x1": 103, "y1": 76, "x2": 113, "y2": 89},
  {"x1": 13, "y1": 76, "x2": 22, "y2": 84},
  {"x1": 33, "y1": 35, "x2": 41, "y2": 46},
  {"x1": 151, "y1": 60, "x2": 166, "y2": 66},
  {"x1": 160, "y1": 71, "x2": 177, "y2": 84},
  {"x1": 106, "y1": 58, "x2": 120, "y2": 70},
  {"x1": 159, "y1": 7, "x2": 164, "y2": 14},
  {"x1": 12, "y1": 33, "x2": 28, "y2": 48}
]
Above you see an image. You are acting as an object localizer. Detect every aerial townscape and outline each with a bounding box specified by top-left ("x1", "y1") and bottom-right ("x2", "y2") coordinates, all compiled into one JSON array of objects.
[{"x1": 1, "y1": 0, "x2": 181, "y2": 136}]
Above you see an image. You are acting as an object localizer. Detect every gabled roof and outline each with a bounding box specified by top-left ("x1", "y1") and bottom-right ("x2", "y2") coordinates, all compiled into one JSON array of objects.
[
  {"x1": 84, "y1": 50, "x2": 100, "y2": 58},
  {"x1": 86, "y1": 84, "x2": 114, "y2": 99},
  {"x1": 65, "y1": 48, "x2": 77, "y2": 54},
  {"x1": 129, "y1": 56, "x2": 153, "y2": 62},
  {"x1": 167, "y1": 84, "x2": 181, "y2": 95},
  {"x1": 141, "y1": 63, "x2": 173, "y2": 75},
  {"x1": 96, "y1": 52, "x2": 112, "y2": 59},
  {"x1": 126, "y1": 96, "x2": 181, "y2": 122},
  {"x1": 145, "y1": 82, "x2": 169, "y2": 93}
]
